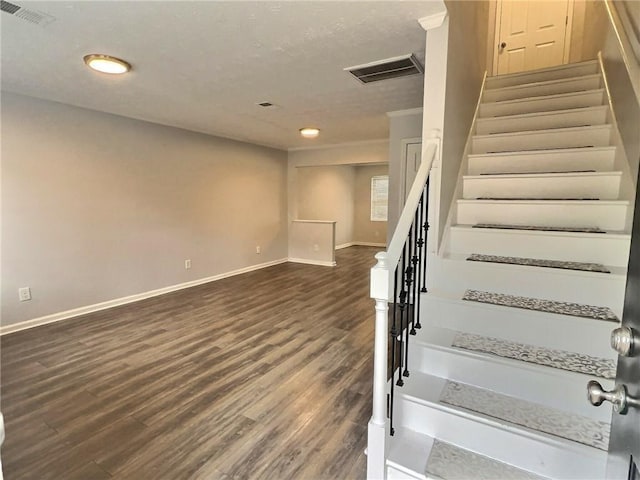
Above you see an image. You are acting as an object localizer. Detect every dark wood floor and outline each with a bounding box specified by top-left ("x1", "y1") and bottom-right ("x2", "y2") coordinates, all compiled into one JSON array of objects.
[{"x1": 1, "y1": 246, "x2": 379, "y2": 480}]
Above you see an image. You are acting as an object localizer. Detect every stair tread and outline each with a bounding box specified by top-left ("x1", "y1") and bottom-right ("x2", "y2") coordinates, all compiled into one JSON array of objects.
[
  {"x1": 473, "y1": 123, "x2": 611, "y2": 140},
  {"x1": 426, "y1": 439, "x2": 547, "y2": 480},
  {"x1": 478, "y1": 170, "x2": 597, "y2": 176},
  {"x1": 466, "y1": 253, "x2": 610, "y2": 273},
  {"x1": 462, "y1": 289, "x2": 619, "y2": 322},
  {"x1": 459, "y1": 199, "x2": 628, "y2": 204},
  {"x1": 481, "y1": 88, "x2": 604, "y2": 108},
  {"x1": 451, "y1": 330, "x2": 616, "y2": 380},
  {"x1": 387, "y1": 427, "x2": 433, "y2": 479},
  {"x1": 471, "y1": 223, "x2": 609, "y2": 234},
  {"x1": 456, "y1": 224, "x2": 630, "y2": 239},
  {"x1": 476, "y1": 105, "x2": 607, "y2": 122},
  {"x1": 484, "y1": 73, "x2": 601, "y2": 93},
  {"x1": 438, "y1": 380, "x2": 610, "y2": 451},
  {"x1": 468, "y1": 145, "x2": 616, "y2": 159},
  {"x1": 466, "y1": 170, "x2": 621, "y2": 180},
  {"x1": 485, "y1": 60, "x2": 598, "y2": 83}
]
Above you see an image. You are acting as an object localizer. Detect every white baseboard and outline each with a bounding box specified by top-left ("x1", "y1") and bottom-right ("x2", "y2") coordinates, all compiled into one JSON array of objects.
[
  {"x1": 0, "y1": 258, "x2": 289, "y2": 336},
  {"x1": 354, "y1": 242, "x2": 386, "y2": 248},
  {"x1": 335, "y1": 242, "x2": 386, "y2": 250},
  {"x1": 288, "y1": 257, "x2": 337, "y2": 267}
]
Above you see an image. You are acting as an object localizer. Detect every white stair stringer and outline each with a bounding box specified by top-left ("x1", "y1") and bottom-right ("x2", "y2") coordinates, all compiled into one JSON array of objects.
[
  {"x1": 483, "y1": 74, "x2": 602, "y2": 103},
  {"x1": 394, "y1": 372, "x2": 608, "y2": 480},
  {"x1": 462, "y1": 171, "x2": 622, "y2": 200},
  {"x1": 475, "y1": 105, "x2": 609, "y2": 135},
  {"x1": 467, "y1": 146, "x2": 616, "y2": 175},
  {"x1": 484, "y1": 60, "x2": 599, "y2": 89},
  {"x1": 446, "y1": 225, "x2": 631, "y2": 267}
]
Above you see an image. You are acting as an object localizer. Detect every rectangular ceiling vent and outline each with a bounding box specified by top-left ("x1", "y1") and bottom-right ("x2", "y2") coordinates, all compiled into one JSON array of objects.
[
  {"x1": 1, "y1": 1, "x2": 20, "y2": 14},
  {"x1": 1, "y1": 0, "x2": 56, "y2": 26},
  {"x1": 345, "y1": 54, "x2": 424, "y2": 84}
]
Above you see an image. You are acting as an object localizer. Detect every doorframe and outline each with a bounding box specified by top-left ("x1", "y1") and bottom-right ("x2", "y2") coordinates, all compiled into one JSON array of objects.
[
  {"x1": 399, "y1": 137, "x2": 423, "y2": 203},
  {"x1": 491, "y1": 0, "x2": 575, "y2": 76}
]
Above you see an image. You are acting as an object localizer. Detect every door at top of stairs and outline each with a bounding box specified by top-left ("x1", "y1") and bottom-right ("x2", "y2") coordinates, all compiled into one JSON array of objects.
[{"x1": 495, "y1": 0, "x2": 572, "y2": 75}]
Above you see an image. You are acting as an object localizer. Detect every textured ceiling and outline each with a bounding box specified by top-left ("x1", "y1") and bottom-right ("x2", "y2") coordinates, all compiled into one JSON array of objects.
[{"x1": 1, "y1": 1, "x2": 446, "y2": 150}]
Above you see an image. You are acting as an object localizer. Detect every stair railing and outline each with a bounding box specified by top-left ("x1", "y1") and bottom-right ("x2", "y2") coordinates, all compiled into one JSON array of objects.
[{"x1": 367, "y1": 133, "x2": 439, "y2": 479}]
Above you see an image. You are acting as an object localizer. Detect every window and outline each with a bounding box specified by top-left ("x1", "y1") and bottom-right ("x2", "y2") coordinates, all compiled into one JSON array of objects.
[{"x1": 371, "y1": 175, "x2": 388, "y2": 221}]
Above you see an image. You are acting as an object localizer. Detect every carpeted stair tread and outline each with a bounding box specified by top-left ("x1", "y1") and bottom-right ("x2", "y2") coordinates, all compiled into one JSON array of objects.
[
  {"x1": 473, "y1": 223, "x2": 606, "y2": 233},
  {"x1": 467, "y1": 253, "x2": 610, "y2": 273},
  {"x1": 463, "y1": 289, "x2": 618, "y2": 321},
  {"x1": 479, "y1": 169, "x2": 596, "y2": 175},
  {"x1": 452, "y1": 331, "x2": 616, "y2": 379},
  {"x1": 475, "y1": 197, "x2": 600, "y2": 201},
  {"x1": 426, "y1": 439, "x2": 547, "y2": 480},
  {"x1": 439, "y1": 380, "x2": 610, "y2": 450}
]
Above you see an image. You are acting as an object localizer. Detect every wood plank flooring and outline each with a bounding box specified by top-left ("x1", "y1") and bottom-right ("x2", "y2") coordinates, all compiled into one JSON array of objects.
[{"x1": 1, "y1": 246, "x2": 380, "y2": 479}]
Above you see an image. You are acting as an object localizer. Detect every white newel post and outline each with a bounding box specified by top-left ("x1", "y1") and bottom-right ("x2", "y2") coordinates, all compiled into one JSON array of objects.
[{"x1": 367, "y1": 252, "x2": 390, "y2": 480}]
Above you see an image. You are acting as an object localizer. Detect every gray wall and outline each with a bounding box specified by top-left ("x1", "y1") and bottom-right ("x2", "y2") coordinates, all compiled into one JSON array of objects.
[
  {"x1": 438, "y1": 0, "x2": 490, "y2": 244},
  {"x1": 387, "y1": 111, "x2": 423, "y2": 238},
  {"x1": 296, "y1": 165, "x2": 356, "y2": 247},
  {"x1": 1, "y1": 93, "x2": 288, "y2": 326},
  {"x1": 354, "y1": 165, "x2": 389, "y2": 245}
]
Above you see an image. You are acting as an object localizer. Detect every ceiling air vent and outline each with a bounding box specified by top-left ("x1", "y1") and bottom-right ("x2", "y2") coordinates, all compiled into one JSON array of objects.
[
  {"x1": 345, "y1": 54, "x2": 424, "y2": 84},
  {"x1": 1, "y1": 1, "x2": 20, "y2": 14},
  {"x1": 1, "y1": 0, "x2": 55, "y2": 26}
]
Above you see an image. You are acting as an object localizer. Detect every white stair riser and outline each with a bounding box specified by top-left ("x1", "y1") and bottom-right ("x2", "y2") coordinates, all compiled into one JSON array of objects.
[
  {"x1": 483, "y1": 75, "x2": 602, "y2": 103},
  {"x1": 387, "y1": 466, "x2": 424, "y2": 480},
  {"x1": 456, "y1": 200, "x2": 628, "y2": 231},
  {"x1": 447, "y1": 227, "x2": 631, "y2": 266},
  {"x1": 408, "y1": 343, "x2": 614, "y2": 421},
  {"x1": 395, "y1": 399, "x2": 607, "y2": 479},
  {"x1": 468, "y1": 147, "x2": 616, "y2": 175},
  {"x1": 462, "y1": 173, "x2": 621, "y2": 200},
  {"x1": 485, "y1": 61, "x2": 599, "y2": 89},
  {"x1": 472, "y1": 126, "x2": 611, "y2": 154},
  {"x1": 429, "y1": 258, "x2": 626, "y2": 313},
  {"x1": 480, "y1": 90, "x2": 605, "y2": 117},
  {"x1": 421, "y1": 294, "x2": 618, "y2": 359},
  {"x1": 475, "y1": 106, "x2": 608, "y2": 135}
]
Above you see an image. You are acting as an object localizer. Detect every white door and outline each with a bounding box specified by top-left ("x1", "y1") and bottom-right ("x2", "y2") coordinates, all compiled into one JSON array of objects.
[
  {"x1": 496, "y1": 0, "x2": 572, "y2": 75},
  {"x1": 402, "y1": 142, "x2": 422, "y2": 202}
]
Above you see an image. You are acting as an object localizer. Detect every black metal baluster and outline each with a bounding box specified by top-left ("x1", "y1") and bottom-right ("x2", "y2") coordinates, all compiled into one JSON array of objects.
[
  {"x1": 421, "y1": 179, "x2": 430, "y2": 293},
  {"x1": 415, "y1": 196, "x2": 424, "y2": 330},
  {"x1": 410, "y1": 206, "x2": 420, "y2": 335},
  {"x1": 389, "y1": 264, "x2": 400, "y2": 436},
  {"x1": 396, "y1": 247, "x2": 407, "y2": 387},
  {"x1": 403, "y1": 227, "x2": 412, "y2": 378}
]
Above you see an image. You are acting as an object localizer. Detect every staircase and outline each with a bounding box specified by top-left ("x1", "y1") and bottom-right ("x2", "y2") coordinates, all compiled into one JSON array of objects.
[{"x1": 381, "y1": 60, "x2": 633, "y2": 479}]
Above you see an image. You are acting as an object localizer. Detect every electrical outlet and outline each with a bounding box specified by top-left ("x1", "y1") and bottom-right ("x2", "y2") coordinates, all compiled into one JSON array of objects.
[
  {"x1": 313, "y1": 244, "x2": 319, "y2": 252},
  {"x1": 185, "y1": 259, "x2": 191, "y2": 269},
  {"x1": 19, "y1": 287, "x2": 31, "y2": 302},
  {"x1": 256, "y1": 246, "x2": 261, "y2": 254}
]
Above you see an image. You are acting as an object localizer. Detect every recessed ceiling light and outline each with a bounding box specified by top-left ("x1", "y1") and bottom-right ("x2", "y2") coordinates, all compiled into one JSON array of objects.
[
  {"x1": 300, "y1": 127, "x2": 320, "y2": 139},
  {"x1": 84, "y1": 54, "x2": 131, "y2": 74}
]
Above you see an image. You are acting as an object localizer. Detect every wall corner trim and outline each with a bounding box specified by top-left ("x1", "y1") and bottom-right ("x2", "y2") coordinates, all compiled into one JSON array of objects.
[
  {"x1": 0, "y1": 258, "x2": 289, "y2": 336},
  {"x1": 418, "y1": 11, "x2": 448, "y2": 31}
]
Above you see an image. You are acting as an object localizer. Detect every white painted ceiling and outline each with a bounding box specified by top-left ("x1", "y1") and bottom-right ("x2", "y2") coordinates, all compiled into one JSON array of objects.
[{"x1": 1, "y1": 1, "x2": 446, "y2": 150}]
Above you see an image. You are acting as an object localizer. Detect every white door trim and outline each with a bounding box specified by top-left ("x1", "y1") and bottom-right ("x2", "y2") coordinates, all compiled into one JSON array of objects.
[
  {"x1": 400, "y1": 137, "x2": 423, "y2": 203},
  {"x1": 492, "y1": 0, "x2": 575, "y2": 76}
]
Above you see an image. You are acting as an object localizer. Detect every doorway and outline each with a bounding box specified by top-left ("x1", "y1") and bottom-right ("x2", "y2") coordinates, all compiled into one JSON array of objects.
[{"x1": 493, "y1": 0, "x2": 574, "y2": 76}]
